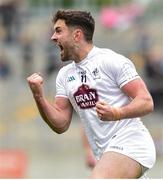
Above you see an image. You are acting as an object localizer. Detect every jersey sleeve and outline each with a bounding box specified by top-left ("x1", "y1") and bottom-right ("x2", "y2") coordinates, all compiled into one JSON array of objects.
[
  {"x1": 116, "y1": 56, "x2": 140, "y2": 88},
  {"x1": 103, "y1": 52, "x2": 140, "y2": 88},
  {"x1": 55, "y1": 68, "x2": 68, "y2": 98},
  {"x1": 117, "y1": 60, "x2": 140, "y2": 88}
]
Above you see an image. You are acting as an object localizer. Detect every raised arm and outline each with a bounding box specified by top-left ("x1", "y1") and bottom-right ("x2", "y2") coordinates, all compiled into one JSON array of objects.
[{"x1": 27, "y1": 73, "x2": 73, "y2": 134}]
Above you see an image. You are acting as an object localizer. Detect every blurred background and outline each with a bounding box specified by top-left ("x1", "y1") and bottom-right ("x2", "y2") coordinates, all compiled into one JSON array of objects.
[{"x1": 0, "y1": 0, "x2": 163, "y2": 178}]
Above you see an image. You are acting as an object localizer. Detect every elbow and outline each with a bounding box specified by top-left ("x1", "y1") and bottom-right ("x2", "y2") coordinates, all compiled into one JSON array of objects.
[
  {"x1": 54, "y1": 127, "x2": 67, "y2": 134},
  {"x1": 146, "y1": 95, "x2": 154, "y2": 113},
  {"x1": 55, "y1": 130, "x2": 64, "y2": 134},
  {"x1": 45, "y1": 117, "x2": 71, "y2": 134},
  {"x1": 52, "y1": 123, "x2": 69, "y2": 134},
  {"x1": 149, "y1": 100, "x2": 154, "y2": 113}
]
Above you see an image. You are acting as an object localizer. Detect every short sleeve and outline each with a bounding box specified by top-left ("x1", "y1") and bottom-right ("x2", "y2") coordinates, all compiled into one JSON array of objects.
[
  {"x1": 116, "y1": 57, "x2": 140, "y2": 88},
  {"x1": 102, "y1": 52, "x2": 140, "y2": 88},
  {"x1": 55, "y1": 68, "x2": 68, "y2": 98}
]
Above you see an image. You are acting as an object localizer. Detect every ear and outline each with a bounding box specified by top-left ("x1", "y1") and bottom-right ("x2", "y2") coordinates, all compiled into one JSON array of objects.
[{"x1": 73, "y1": 29, "x2": 83, "y2": 42}]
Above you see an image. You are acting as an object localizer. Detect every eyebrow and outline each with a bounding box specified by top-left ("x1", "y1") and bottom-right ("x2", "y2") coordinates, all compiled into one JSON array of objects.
[
  {"x1": 54, "y1": 26, "x2": 61, "y2": 30},
  {"x1": 54, "y1": 26, "x2": 61, "y2": 31}
]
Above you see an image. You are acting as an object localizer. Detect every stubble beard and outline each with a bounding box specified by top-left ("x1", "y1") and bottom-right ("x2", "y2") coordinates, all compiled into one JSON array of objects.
[
  {"x1": 60, "y1": 50, "x2": 70, "y2": 62},
  {"x1": 60, "y1": 46, "x2": 74, "y2": 62}
]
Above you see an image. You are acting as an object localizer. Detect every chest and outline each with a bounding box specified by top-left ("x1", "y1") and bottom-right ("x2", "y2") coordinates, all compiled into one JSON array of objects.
[
  {"x1": 65, "y1": 63, "x2": 117, "y2": 109},
  {"x1": 66, "y1": 64, "x2": 105, "y2": 93}
]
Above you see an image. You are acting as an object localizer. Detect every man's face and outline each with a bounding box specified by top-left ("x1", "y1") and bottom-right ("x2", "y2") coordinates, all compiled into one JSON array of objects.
[{"x1": 51, "y1": 20, "x2": 75, "y2": 61}]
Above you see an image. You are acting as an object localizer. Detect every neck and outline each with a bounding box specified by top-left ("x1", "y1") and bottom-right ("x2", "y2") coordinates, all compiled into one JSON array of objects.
[{"x1": 73, "y1": 43, "x2": 94, "y2": 63}]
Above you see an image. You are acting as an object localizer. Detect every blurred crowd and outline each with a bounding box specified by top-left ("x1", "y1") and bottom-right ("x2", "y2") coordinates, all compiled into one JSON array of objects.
[
  {"x1": 0, "y1": 0, "x2": 20, "y2": 43},
  {"x1": 0, "y1": 0, "x2": 61, "y2": 81}
]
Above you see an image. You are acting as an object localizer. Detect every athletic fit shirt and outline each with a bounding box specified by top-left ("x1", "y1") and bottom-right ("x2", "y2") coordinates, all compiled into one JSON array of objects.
[{"x1": 56, "y1": 46, "x2": 142, "y2": 159}]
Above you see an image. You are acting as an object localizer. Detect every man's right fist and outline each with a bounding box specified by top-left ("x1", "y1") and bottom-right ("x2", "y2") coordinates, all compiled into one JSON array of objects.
[{"x1": 27, "y1": 73, "x2": 44, "y2": 97}]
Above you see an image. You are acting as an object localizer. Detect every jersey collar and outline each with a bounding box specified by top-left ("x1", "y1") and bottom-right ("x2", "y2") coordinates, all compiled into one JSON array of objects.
[{"x1": 74, "y1": 46, "x2": 98, "y2": 66}]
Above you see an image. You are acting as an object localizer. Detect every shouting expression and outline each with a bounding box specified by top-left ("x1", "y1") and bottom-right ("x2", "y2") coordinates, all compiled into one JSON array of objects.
[{"x1": 51, "y1": 20, "x2": 77, "y2": 62}]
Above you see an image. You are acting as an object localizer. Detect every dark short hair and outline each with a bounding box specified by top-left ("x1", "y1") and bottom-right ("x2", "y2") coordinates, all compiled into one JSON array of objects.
[{"x1": 52, "y1": 9, "x2": 95, "y2": 42}]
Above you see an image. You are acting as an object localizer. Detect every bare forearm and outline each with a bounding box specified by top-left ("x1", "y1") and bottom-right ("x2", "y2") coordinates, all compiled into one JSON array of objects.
[
  {"x1": 120, "y1": 94, "x2": 154, "y2": 119},
  {"x1": 34, "y1": 95, "x2": 70, "y2": 133},
  {"x1": 119, "y1": 78, "x2": 154, "y2": 120},
  {"x1": 96, "y1": 94, "x2": 153, "y2": 121}
]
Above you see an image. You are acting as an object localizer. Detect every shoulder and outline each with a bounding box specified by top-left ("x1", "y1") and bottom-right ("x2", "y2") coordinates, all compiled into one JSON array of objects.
[
  {"x1": 94, "y1": 47, "x2": 128, "y2": 63},
  {"x1": 56, "y1": 62, "x2": 74, "y2": 82},
  {"x1": 94, "y1": 48, "x2": 137, "y2": 79},
  {"x1": 57, "y1": 62, "x2": 74, "y2": 76},
  {"x1": 95, "y1": 47, "x2": 132, "y2": 70}
]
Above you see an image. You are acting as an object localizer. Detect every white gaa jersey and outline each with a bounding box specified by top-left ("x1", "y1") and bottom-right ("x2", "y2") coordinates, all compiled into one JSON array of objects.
[{"x1": 56, "y1": 46, "x2": 143, "y2": 159}]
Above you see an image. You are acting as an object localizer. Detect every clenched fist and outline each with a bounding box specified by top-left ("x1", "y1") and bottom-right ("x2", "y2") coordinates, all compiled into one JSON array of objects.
[
  {"x1": 96, "y1": 101, "x2": 122, "y2": 121},
  {"x1": 96, "y1": 101, "x2": 113, "y2": 121},
  {"x1": 27, "y1": 73, "x2": 44, "y2": 98}
]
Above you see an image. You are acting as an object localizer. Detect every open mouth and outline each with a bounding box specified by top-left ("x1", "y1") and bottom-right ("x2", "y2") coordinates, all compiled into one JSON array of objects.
[
  {"x1": 58, "y1": 44, "x2": 63, "y2": 50},
  {"x1": 58, "y1": 44, "x2": 64, "y2": 55}
]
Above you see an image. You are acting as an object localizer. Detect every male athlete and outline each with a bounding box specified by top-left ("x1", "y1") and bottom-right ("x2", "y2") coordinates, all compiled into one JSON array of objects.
[{"x1": 27, "y1": 10, "x2": 156, "y2": 178}]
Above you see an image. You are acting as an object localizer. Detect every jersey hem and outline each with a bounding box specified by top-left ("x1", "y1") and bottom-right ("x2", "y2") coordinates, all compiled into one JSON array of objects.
[{"x1": 55, "y1": 95, "x2": 69, "y2": 98}]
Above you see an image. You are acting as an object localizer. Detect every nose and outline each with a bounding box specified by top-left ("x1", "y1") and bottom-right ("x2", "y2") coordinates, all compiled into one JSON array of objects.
[{"x1": 51, "y1": 32, "x2": 57, "y2": 42}]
